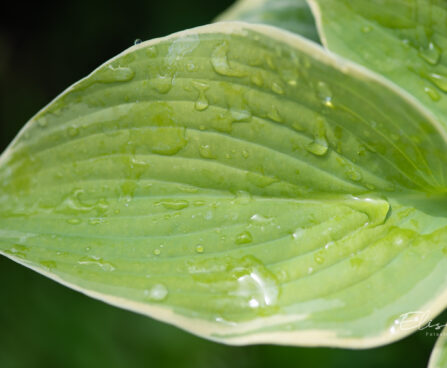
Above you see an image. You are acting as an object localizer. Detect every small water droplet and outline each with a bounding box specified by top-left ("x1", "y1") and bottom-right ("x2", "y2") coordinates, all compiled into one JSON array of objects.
[
  {"x1": 316, "y1": 81, "x2": 333, "y2": 107},
  {"x1": 424, "y1": 86, "x2": 441, "y2": 101},
  {"x1": 195, "y1": 244, "x2": 204, "y2": 253},
  {"x1": 314, "y1": 252, "x2": 325, "y2": 264},
  {"x1": 267, "y1": 105, "x2": 282, "y2": 122},
  {"x1": 144, "y1": 283, "x2": 168, "y2": 301},
  {"x1": 199, "y1": 144, "x2": 216, "y2": 159},
  {"x1": 134, "y1": 38, "x2": 142, "y2": 45},
  {"x1": 250, "y1": 73, "x2": 263, "y2": 86},
  {"x1": 78, "y1": 256, "x2": 115, "y2": 271},
  {"x1": 271, "y1": 82, "x2": 284, "y2": 95},
  {"x1": 153, "y1": 248, "x2": 161, "y2": 256},
  {"x1": 67, "y1": 218, "x2": 81, "y2": 225},
  {"x1": 235, "y1": 230, "x2": 253, "y2": 245},
  {"x1": 428, "y1": 72, "x2": 447, "y2": 92},
  {"x1": 193, "y1": 81, "x2": 209, "y2": 111},
  {"x1": 419, "y1": 41, "x2": 441, "y2": 65},
  {"x1": 345, "y1": 166, "x2": 363, "y2": 181},
  {"x1": 156, "y1": 199, "x2": 189, "y2": 210},
  {"x1": 67, "y1": 126, "x2": 79, "y2": 137},
  {"x1": 361, "y1": 25, "x2": 373, "y2": 33}
]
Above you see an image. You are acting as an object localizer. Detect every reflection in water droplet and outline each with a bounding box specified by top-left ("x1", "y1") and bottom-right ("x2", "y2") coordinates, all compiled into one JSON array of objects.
[{"x1": 144, "y1": 283, "x2": 168, "y2": 301}]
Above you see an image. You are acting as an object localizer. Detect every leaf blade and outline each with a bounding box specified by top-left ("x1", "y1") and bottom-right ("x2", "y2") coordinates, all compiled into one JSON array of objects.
[{"x1": 0, "y1": 21, "x2": 446, "y2": 347}]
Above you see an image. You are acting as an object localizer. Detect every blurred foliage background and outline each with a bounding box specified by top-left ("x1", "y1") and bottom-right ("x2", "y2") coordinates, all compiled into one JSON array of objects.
[{"x1": 0, "y1": 1, "x2": 445, "y2": 367}]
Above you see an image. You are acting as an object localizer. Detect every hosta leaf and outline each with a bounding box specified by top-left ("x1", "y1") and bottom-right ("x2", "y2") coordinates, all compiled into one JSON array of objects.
[
  {"x1": 429, "y1": 326, "x2": 447, "y2": 368},
  {"x1": 217, "y1": 0, "x2": 320, "y2": 43},
  {"x1": 307, "y1": 0, "x2": 447, "y2": 130},
  {"x1": 1, "y1": 21, "x2": 447, "y2": 347}
]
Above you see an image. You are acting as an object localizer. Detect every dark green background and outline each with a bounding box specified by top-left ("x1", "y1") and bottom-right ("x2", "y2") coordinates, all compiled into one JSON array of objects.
[{"x1": 0, "y1": 1, "x2": 444, "y2": 367}]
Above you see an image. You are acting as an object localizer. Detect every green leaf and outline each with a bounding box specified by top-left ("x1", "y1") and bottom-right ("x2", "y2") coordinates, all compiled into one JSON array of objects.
[
  {"x1": 0, "y1": 21, "x2": 446, "y2": 347},
  {"x1": 429, "y1": 326, "x2": 447, "y2": 368},
  {"x1": 217, "y1": 0, "x2": 320, "y2": 43},
  {"x1": 307, "y1": 0, "x2": 447, "y2": 130}
]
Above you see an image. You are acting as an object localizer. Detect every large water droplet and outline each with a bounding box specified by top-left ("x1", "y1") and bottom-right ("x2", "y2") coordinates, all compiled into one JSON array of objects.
[
  {"x1": 153, "y1": 74, "x2": 173, "y2": 94},
  {"x1": 211, "y1": 41, "x2": 245, "y2": 77},
  {"x1": 95, "y1": 65, "x2": 135, "y2": 83}
]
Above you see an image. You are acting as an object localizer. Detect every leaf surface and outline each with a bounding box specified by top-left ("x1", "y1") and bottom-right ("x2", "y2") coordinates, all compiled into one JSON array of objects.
[
  {"x1": 308, "y1": 0, "x2": 447, "y2": 130},
  {"x1": 1, "y1": 22, "x2": 447, "y2": 347},
  {"x1": 429, "y1": 325, "x2": 447, "y2": 368},
  {"x1": 217, "y1": 0, "x2": 320, "y2": 42}
]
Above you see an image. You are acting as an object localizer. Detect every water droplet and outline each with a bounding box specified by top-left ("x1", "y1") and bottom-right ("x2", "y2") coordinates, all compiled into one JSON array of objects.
[
  {"x1": 428, "y1": 72, "x2": 447, "y2": 92},
  {"x1": 149, "y1": 127, "x2": 187, "y2": 155},
  {"x1": 95, "y1": 65, "x2": 135, "y2": 83},
  {"x1": 211, "y1": 41, "x2": 245, "y2": 77},
  {"x1": 250, "y1": 214, "x2": 272, "y2": 224},
  {"x1": 419, "y1": 41, "x2": 441, "y2": 65},
  {"x1": 267, "y1": 105, "x2": 282, "y2": 122},
  {"x1": 306, "y1": 140, "x2": 328, "y2": 156},
  {"x1": 199, "y1": 144, "x2": 216, "y2": 159},
  {"x1": 134, "y1": 38, "x2": 142, "y2": 45},
  {"x1": 424, "y1": 86, "x2": 441, "y2": 101},
  {"x1": 271, "y1": 82, "x2": 284, "y2": 95},
  {"x1": 188, "y1": 255, "x2": 279, "y2": 312},
  {"x1": 153, "y1": 74, "x2": 173, "y2": 94},
  {"x1": 345, "y1": 166, "x2": 363, "y2": 182},
  {"x1": 144, "y1": 283, "x2": 168, "y2": 301},
  {"x1": 195, "y1": 244, "x2": 204, "y2": 253},
  {"x1": 350, "y1": 257, "x2": 364, "y2": 268},
  {"x1": 37, "y1": 117, "x2": 48, "y2": 127},
  {"x1": 78, "y1": 256, "x2": 115, "y2": 271},
  {"x1": 316, "y1": 81, "x2": 333, "y2": 107},
  {"x1": 314, "y1": 252, "x2": 325, "y2": 264},
  {"x1": 146, "y1": 46, "x2": 157, "y2": 58},
  {"x1": 156, "y1": 199, "x2": 189, "y2": 210},
  {"x1": 40, "y1": 260, "x2": 57, "y2": 271},
  {"x1": 235, "y1": 230, "x2": 253, "y2": 245},
  {"x1": 241, "y1": 150, "x2": 249, "y2": 159},
  {"x1": 250, "y1": 73, "x2": 263, "y2": 86},
  {"x1": 193, "y1": 81, "x2": 209, "y2": 111},
  {"x1": 153, "y1": 249, "x2": 161, "y2": 256},
  {"x1": 361, "y1": 25, "x2": 373, "y2": 33},
  {"x1": 230, "y1": 108, "x2": 251, "y2": 122},
  {"x1": 67, "y1": 126, "x2": 79, "y2": 137},
  {"x1": 67, "y1": 218, "x2": 81, "y2": 225}
]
